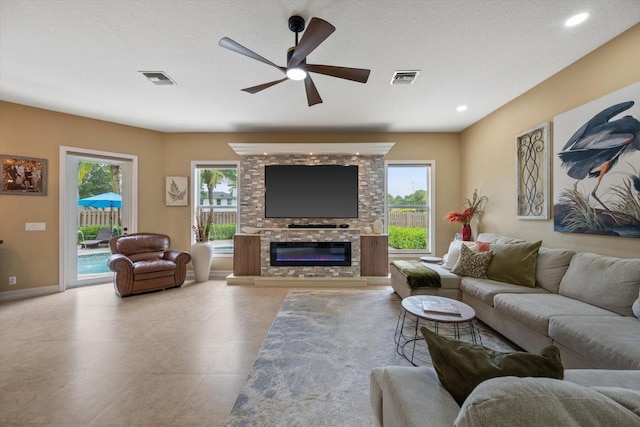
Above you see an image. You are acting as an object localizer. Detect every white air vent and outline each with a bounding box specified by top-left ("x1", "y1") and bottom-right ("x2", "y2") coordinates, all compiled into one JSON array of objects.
[
  {"x1": 139, "y1": 71, "x2": 176, "y2": 85},
  {"x1": 390, "y1": 70, "x2": 420, "y2": 85}
]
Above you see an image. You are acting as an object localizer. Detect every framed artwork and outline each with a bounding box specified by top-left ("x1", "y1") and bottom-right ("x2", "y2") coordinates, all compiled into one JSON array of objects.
[
  {"x1": 516, "y1": 122, "x2": 550, "y2": 220},
  {"x1": 553, "y1": 82, "x2": 640, "y2": 238},
  {"x1": 166, "y1": 176, "x2": 188, "y2": 206},
  {"x1": 0, "y1": 155, "x2": 47, "y2": 196}
]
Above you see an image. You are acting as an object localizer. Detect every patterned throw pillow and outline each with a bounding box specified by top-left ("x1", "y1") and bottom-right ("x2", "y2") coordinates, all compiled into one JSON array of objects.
[{"x1": 451, "y1": 244, "x2": 493, "y2": 278}]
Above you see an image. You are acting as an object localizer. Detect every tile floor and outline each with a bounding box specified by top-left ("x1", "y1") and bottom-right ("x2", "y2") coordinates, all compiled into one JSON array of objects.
[{"x1": 0, "y1": 280, "x2": 292, "y2": 426}]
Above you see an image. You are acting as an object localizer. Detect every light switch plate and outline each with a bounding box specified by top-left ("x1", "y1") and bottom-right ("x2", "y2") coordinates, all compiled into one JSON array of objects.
[{"x1": 25, "y1": 222, "x2": 46, "y2": 231}]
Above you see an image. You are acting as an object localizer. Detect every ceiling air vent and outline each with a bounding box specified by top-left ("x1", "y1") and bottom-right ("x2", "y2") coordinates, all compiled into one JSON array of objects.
[
  {"x1": 139, "y1": 71, "x2": 176, "y2": 85},
  {"x1": 390, "y1": 70, "x2": 420, "y2": 85}
]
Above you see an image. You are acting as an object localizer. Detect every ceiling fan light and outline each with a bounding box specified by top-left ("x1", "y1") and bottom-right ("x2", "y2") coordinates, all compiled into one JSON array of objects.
[{"x1": 286, "y1": 67, "x2": 307, "y2": 81}]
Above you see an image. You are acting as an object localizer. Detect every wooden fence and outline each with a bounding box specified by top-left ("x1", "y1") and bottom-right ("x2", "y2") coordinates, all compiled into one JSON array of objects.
[
  {"x1": 388, "y1": 211, "x2": 426, "y2": 228},
  {"x1": 78, "y1": 210, "x2": 120, "y2": 227},
  {"x1": 80, "y1": 210, "x2": 422, "y2": 228}
]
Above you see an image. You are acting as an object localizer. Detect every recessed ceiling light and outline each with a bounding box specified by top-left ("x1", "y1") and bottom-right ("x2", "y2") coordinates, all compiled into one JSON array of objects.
[
  {"x1": 565, "y1": 12, "x2": 589, "y2": 27},
  {"x1": 456, "y1": 105, "x2": 468, "y2": 112}
]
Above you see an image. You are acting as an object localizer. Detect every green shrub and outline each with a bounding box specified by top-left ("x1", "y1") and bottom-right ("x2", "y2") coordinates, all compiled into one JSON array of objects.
[
  {"x1": 389, "y1": 226, "x2": 427, "y2": 250},
  {"x1": 77, "y1": 225, "x2": 120, "y2": 243},
  {"x1": 211, "y1": 223, "x2": 236, "y2": 240}
]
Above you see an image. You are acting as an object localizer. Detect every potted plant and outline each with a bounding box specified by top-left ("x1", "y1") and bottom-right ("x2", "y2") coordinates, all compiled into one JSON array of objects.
[
  {"x1": 191, "y1": 209, "x2": 215, "y2": 282},
  {"x1": 444, "y1": 189, "x2": 488, "y2": 241}
]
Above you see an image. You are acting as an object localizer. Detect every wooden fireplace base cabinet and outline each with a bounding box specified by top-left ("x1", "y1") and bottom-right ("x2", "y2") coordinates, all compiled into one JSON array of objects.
[
  {"x1": 233, "y1": 234, "x2": 261, "y2": 276},
  {"x1": 233, "y1": 233, "x2": 389, "y2": 277},
  {"x1": 360, "y1": 234, "x2": 388, "y2": 276}
]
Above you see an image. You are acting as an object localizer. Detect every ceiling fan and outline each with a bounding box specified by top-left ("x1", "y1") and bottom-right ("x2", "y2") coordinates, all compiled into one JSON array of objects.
[{"x1": 219, "y1": 15, "x2": 370, "y2": 106}]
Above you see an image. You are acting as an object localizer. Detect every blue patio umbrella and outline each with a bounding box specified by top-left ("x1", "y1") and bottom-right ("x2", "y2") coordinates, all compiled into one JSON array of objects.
[
  {"x1": 78, "y1": 192, "x2": 122, "y2": 229},
  {"x1": 78, "y1": 192, "x2": 122, "y2": 208}
]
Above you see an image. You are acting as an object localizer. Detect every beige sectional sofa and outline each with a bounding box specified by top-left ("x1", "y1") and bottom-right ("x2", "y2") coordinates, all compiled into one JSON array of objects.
[
  {"x1": 370, "y1": 366, "x2": 640, "y2": 427},
  {"x1": 376, "y1": 236, "x2": 640, "y2": 426},
  {"x1": 389, "y1": 233, "x2": 640, "y2": 370}
]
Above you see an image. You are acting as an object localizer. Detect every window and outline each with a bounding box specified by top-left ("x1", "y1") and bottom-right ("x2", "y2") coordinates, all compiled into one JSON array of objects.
[
  {"x1": 192, "y1": 162, "x2": 238, "y2": 254},
  {"x1": 385, "y1": 162, "x2": 433, "y2": 254}
]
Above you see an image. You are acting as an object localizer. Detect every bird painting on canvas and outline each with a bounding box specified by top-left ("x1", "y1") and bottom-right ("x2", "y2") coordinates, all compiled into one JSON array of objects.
[{"x1": 555, "y1": 99, "x2": 640, "y2": 237}]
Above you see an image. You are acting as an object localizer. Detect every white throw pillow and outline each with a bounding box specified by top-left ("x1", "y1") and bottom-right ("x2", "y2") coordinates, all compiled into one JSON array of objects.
[
  {"x1": 633, "y1": 290, "x2": 640, "y2": 319},
  {"x1": 442, "y1": 241, "x2": 477, "y2": 270}
]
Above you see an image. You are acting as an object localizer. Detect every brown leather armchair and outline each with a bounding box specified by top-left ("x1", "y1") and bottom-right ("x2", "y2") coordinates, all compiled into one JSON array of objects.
[{"x1": 107, "y1": 232, "x2": 191, "y2": 297}]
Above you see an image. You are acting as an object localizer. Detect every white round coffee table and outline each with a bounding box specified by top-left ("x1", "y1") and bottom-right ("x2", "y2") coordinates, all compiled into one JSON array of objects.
[{"x1": 394, "y1": 295, "x2": 482, "y2": 366}]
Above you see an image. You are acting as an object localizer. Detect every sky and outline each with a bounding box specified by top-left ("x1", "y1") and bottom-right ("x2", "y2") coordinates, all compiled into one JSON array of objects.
[{"x1": 387, "y1": 166, "x2": 427, "y2": 197}]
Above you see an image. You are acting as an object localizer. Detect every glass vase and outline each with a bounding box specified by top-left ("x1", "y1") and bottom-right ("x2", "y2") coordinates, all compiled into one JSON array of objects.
[{"x1": 462, "y1": 224, "x2": 472, "y2": 241}]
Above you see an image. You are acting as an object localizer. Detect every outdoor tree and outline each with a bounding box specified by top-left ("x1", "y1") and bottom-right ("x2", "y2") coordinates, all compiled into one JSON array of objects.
[
  {"x1": 78, "y1": 163, "x2": 114, "y2": 198},
  {"x1": 200, "y1": 168, "x2": 237, "y2": 205},
  {"x1": 78, "y1": 161, "x2": 121, "y2": 197},
  {"x1": 387, "y1": 189, "x2": 427, "y2": 210}
]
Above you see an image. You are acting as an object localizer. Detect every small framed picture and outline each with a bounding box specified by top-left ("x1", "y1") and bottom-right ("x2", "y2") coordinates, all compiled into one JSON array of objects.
[
  {"x1": 166, "y1": 176, "x2": 188, "y2": 206},
  {"x1": 1, "y1": 154, "x2": 47, "y2": 196}
]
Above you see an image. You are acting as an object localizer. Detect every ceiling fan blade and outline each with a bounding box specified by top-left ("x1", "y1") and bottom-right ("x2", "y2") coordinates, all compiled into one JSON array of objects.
[
  {"x1": 306, "y1": 64, "x2": 370, "y2": 83},
  {"x1": 303, "y1": 75, "x2": 323, "y2": 106},
  {"x1": 219, "y1": 37, "x2": 285, "y2": 73},
  {"x1": 287, "y1": 17, "x2": 335, "y2": 68},
  {"x1": 241, "y1": 78, "x2": 288, "y2": 94}
]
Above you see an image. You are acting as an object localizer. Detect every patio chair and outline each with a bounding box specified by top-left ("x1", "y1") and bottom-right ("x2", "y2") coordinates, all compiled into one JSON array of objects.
[{"x1": 80, "y1": 228, "x2": 112, "y2": 248}]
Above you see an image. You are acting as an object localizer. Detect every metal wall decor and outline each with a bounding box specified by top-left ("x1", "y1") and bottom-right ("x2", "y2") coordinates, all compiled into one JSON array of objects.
[{"x1": 515, "y1": 122, "x2": 550, "y2": 219}]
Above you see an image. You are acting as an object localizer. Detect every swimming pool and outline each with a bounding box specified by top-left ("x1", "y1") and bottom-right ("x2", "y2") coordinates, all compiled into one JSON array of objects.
[
  {"x1": 78, "y1": 246, "x2": 233, "y2": 275},
  {"x1": 78, "y1": 252, "x2": 110, "y2": 275}
]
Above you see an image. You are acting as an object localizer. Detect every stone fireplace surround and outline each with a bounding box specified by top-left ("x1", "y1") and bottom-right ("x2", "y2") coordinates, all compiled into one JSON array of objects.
[{"x1": 232, "y1": 143, "x2": 392, "y2": 280}]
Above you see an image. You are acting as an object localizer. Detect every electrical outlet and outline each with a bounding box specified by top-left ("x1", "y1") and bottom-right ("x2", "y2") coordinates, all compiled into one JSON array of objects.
[{"x1": 8, "y1": 276, "x2": 16, "y2": 285}]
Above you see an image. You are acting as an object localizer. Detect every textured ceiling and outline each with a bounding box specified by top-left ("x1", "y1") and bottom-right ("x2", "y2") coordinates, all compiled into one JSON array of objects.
[{"x1": 1, "y1": 0, "x2": 639, "y2": 133}]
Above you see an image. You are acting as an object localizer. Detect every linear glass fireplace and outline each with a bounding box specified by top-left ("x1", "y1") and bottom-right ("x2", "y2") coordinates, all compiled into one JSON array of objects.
[{"x1": 270, "y1": 242, "x2": 352, "y2": 267}]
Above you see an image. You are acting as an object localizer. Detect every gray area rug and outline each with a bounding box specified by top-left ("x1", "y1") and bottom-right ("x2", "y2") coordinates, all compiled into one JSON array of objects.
[{"x1": 225, "y1": 289, "x2": 519, "y2": 427}]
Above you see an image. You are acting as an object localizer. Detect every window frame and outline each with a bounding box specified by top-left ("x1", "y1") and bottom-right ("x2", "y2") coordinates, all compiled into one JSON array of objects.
[
  {"x1": 191, "y1": 160, "x2": 240, "y2": 258},
  {"x1": 384, "y1": 160, "x2": 435, "y2": 257}
]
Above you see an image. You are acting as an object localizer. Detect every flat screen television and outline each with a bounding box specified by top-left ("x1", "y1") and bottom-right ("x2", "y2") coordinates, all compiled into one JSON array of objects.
[{"x1": 264, "y1": 164, "x2": 359, "y2": 218}]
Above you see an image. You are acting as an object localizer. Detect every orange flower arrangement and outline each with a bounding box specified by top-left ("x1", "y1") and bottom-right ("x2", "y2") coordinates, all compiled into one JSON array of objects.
[{"x1": 444, "y1": 189, "x2": 488, "y2": 224}]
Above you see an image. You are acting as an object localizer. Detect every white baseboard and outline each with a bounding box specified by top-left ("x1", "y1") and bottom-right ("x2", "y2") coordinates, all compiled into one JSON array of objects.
[
  {"x1": 186, "y1": 270, "x2": 231, "y2": 280},
  {"x1": 0, "y1": 285, "x2": 60, "y2": 301}
]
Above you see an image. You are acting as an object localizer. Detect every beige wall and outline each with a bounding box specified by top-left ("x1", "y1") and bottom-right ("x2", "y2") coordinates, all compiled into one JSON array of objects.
[
  {"x1": 162, "y1": 132, "x2": 461, "y2": 258},
  {"x1": 460, "y1": 24, "x2": 640, "y2": 258},
  {"x1": 3, "y1": 23, "x2": 638, "y2": 295},
  {"x1": 0, "y1": 103, "x2": 166, "y2": 293},
  {"x1": 1, "y1": 110, "x2": 460, "y2": 293}
]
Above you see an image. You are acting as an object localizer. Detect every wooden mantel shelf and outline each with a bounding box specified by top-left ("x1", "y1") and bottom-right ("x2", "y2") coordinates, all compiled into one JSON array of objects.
[{"x1": 229, "y1": 142, "x2": 395, "y2": 156}]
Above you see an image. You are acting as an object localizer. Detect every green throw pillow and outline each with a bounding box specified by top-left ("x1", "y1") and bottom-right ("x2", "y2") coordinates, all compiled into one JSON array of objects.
[
  {"x1": 484, "y1": 240, "x2": 542, "y2": 287},
  {"x1": 451, "y1": 244, "x2": 493, "y2": 278},
  {"x1": 420, "y1": 326, "x2": 564, "y2": 405}
]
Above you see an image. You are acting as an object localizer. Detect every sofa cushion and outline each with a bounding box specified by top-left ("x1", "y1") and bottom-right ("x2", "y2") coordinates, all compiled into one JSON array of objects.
[
  {"x1": 460, "y1": 277, "x2": 549, "y2": 306},
  {"x1": 420, "y1": 326, "x2": 563, "y2": 406},
  {"x1": 484, "y1": 240, "x2": 542, "y2": 287},
  {"x1": 493, "y1": 293, "x2": 617, "y2": 335},
  {"x1": 564, "y1": 369, "x2": 640, "y2": 391},
  {"x1": 535, "y1": 247, "x2": 576, "y2": 294},
  {"x1": 452, "y1": 244, "x2": 493, "y2": 278},
  {"x1": 443, "y1": 241, "x2": 477, "y2": 270},
  {"x1": 633, "y1": 290, "x2": 640, "y2": 319},
  {"x1": 549, "y1": 316, "x2": 640, "y2": 370},
  {"x1": 476, "y1": 233, "x2": 523, "y2": 244},
  {"x1": 372, "y1": 367, "x2": 460, "y2": 427},
  {"x1": 591, "y1": 387, "x2": 640, "y2": 417},
  {"x1": 455, "y1": 377, "x2": 640, "y2": 427},
  {"x1": 559, "y1": 253, "x2": 640, "y2": 317}
]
